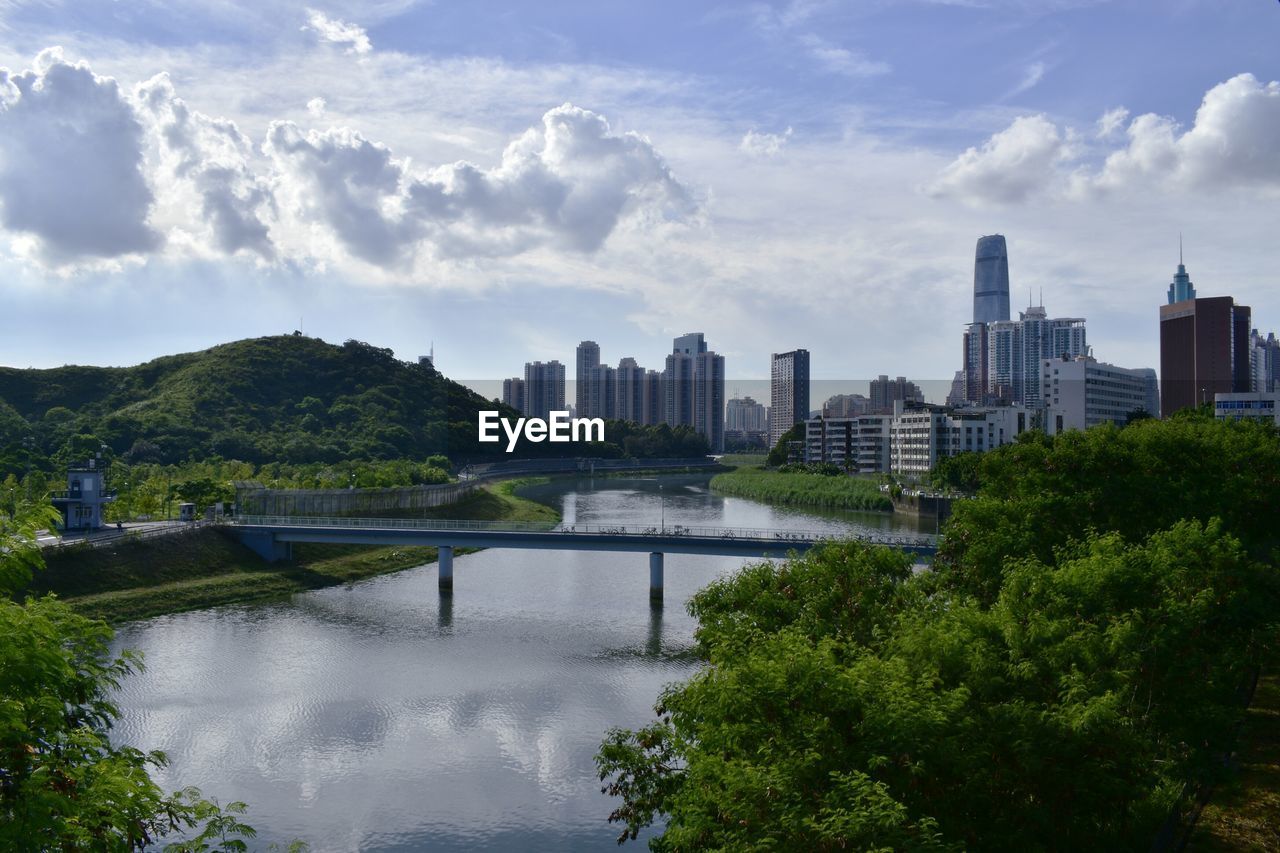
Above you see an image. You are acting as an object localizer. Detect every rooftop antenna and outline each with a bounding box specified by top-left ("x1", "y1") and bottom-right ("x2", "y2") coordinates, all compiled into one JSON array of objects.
[
  {"x1": 1179, "y1": 232, "x2": 1184, "y2": 266},
  {"x1": 1039, "y1": 286, "x2": 1043, "y2": 307}
]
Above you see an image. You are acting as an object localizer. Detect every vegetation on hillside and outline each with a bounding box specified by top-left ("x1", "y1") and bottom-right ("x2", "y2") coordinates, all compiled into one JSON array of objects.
[
  {"x1": 709, "y1": 465, "x2": 891, "y2": 512},
  {"x1": 0, "y1": 335, "x2": 710, "y2": 476},
  {"x1": 598, "y1": 414, "x2": 1280, "y2": 850}
]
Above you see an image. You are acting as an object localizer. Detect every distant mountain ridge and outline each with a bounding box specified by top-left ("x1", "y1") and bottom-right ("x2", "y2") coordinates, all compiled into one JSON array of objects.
[{"x1": 0, "y1": 335, "x2": 520, "y2": 465}]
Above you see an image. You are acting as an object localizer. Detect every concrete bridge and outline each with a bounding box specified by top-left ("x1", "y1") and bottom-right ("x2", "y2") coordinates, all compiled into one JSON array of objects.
[{"x1": 228, "y1": 515, "x2": 937, "y2": 602}]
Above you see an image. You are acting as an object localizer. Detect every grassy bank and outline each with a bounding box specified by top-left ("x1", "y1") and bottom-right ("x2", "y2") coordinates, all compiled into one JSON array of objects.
[
  {"x1": 24, "y1": 480, "x2": 559, "y2": 623},
  {"x1": 709, "y1": 466, "x2": 892, "y2": 512}
]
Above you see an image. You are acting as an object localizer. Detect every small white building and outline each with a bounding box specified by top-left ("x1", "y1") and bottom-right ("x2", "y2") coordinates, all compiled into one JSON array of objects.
[
  {"x1": 51, "y1": 460, "x2": 116, "y2": 531},
  {"x1": 1214, "y1": 392, "x2": 1280, "y2": 424}
]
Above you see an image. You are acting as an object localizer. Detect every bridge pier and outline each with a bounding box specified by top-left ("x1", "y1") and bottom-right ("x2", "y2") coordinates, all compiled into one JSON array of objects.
[
  {"x1": 438, "y1": 545, "x2": 454, "y2": 594},
  {"x1": 649, "y1": 552, "x2": 664, "y2": 603}
]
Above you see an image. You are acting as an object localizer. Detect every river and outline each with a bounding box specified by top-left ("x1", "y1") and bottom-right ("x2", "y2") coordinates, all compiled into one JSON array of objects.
[{"x1": 110, "y1": 473, "x2": 935, "y2": 851}]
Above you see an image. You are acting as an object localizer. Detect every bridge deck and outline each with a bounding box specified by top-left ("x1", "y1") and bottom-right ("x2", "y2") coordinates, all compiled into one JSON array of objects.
[{"x1": 229, "y1": 515, "x2": 937, "y2": 558}]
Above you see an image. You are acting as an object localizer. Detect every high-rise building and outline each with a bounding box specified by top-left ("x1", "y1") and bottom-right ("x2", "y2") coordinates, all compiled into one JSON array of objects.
[
  {"x1": 523, "y1": 360, "x2": 566, "y2": 420},
  {"x1": 869, "y1": 375, "x2": 924, "y2": 414},
  {"x1": 769, "y1": 349, "x2": 810, "y2": 447},
  {"x1": 822, "y1": 394, "x2": 869, "y2": 419},
  {"x1": 694, "y1": 351, "x2": 725, "y2": 452},
  {"x1": 586, "y1": 364, "x2": 616, "y2": 420},
  {"x1": 1167, "y1": 244, "x2": 1197, "y2": 304},
  {"x1": 973, "y1": 235, "x2": 1011, "y2": 325},
  {"x1": 1250, "y1": 329, "x2": 1280, "y2": 393},
  {"x1": 642, "y1": 370, "x2": 664, "y2": 426},
  {"x1": 615, "y1": 358, "x2": 645, "y2": 423},
  {"x1": 986, "y1": 305, "x2": 1087, "y2": 407},
  {"x1": 663, "y1": 332, "x2": 724, "y2": 451},
  {"x1": 727, "y1": 396, "x2": 768, "y2": 433},
  {"x1": 1159, "y1": 259, "x2": 1252, "y2": 416},
  {"x1": 575, "y1": 341, "x2": 601, "y2": 418},
  {"x1": 501, "y1": 377, "x2": 526, "y2": 413}
]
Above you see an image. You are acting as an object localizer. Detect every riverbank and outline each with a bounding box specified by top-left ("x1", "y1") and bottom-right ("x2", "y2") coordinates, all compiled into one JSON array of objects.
[
  {"x1": 23, "y1": 480, "x2": 558, "y2": 624},
  {"x1": 709, "y1": 466, "x2": 892, "y2": 512}
]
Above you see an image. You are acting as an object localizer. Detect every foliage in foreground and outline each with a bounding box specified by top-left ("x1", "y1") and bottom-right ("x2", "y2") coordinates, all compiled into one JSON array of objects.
[
  {"x1": 600, "y1": 416, "x2": 1280, "y2": 851},
  {"x1": 599, "y1": 528, "x2": 1278, "y2": 851},
  {"x1": 1, "y1": 498, "x2": 302, "y2": 850}
]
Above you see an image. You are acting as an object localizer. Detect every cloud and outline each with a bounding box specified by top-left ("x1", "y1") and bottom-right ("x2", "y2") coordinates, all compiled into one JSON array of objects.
[
  {"x1": 929, "y1": 114, "x2": 1069, "y2": 203},
  {"x1": 306, "y1": 96, "x2": 327, "y2": 117},
  {"x1": 0, "y1": 48, "x2": 161, "y2": 264},
  {"x1": 797, "y1": 34, "x2": 891, "y2": 77},
  {"x1": 303, "y1": 9, "x2": 372, "y2": 55},
  {"x1": 266, "y1": 103, "x2": 697, "y2": 266},
  {"x1": 1006, "y1": 61, "x2": 1047, "y2": 99},
  {"x1": 933, "y1": 73, "x2": 1280, "y2": 205},
  {"x1": 1095, "y1": 106, "x2": 1128, "y2": 138},
  {"x1": 1091, "y1": 73, "x2": 1280, "y2": 193},
  {"x1": 740, "y1": 127, "x2": 793, "y2": 157},
  {"x1": 135, "y1": 73, "x2": 275, "y2": 260}
]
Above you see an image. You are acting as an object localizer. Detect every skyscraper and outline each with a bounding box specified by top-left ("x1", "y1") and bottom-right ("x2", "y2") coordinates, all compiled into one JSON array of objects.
[
  {"x1": 1160, "y1": 291, "x2": 1251, "y2": 416},
  {"x1": 973, "y1": 235, "x2": 1011, "y2": 325},
  {"x1": 523, "y1": 360, "x2": 566, "y2": 420},
  {"x1": 769, "y1": 349, "x2": 810, "y2": 447},
  {"x1": 694, "y1": 350, "x2": 726, "y2": 452},
  {"x1": 615, "y1": 357, "x2": 646, "y2": 423},
  {"x1": 575, "y1": 341, "x2": 600, "y2": 417},
  {"x1": 663, "y1": 332, "x2": 724, "y2": 451},
  {"x1": 869, "y1": 375, "x2": 924, "y2": 414},
  {"x1": 1167, "y1": 241, "x2": 1196, "y2": 304},
  {"x1": 987, "y1": 305, "x2": 1087, "y2": 407},
  {"x1": 501, "y1": 377, "x2": 525, "y2": 413}
]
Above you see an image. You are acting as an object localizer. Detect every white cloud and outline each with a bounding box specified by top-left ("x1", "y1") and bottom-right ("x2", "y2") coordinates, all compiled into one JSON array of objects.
[
  {"x1": 264, "y1": 103, "x2": 697, "y2": 267},
  {"x1": 303, "y1": 9, "x2": 372, "y2": 55},
  {"x1": 797, "y1": 34, "x2": 891, "y2": 77},
  {"x1": 306, "y1": 96, "x2": 326, "y2": 116},
  {"x1": 740, "y1": 127, "x2": 793, "y2": 157},
  {"x1": 1095, "y1": 106, "x2": 1128, "y2": 138},
  {"x1": 1092, "y1": 73, "x2": 1280, "y2": 192},
  {"x1": 934, "y1": 73, "x2": 1280, "y2": 205},
  {"x1": 929, "y1": 114, "x2": 1069, "y2": 204},
  {"x1": 0, "y1": 48, "x2": 161, "y2": 265},
  {"x1": 1007, "y1": 61, "x2": 1046, "y2": 99},
  {"x1": 135, "y1": 72, "x2": 276, "y2": 260}
]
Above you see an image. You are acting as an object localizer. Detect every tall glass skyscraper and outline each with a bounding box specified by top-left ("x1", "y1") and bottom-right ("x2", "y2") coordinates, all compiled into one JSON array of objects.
[{"x1": 973, "y1": 235, "x2": 1011, "y2": 325}]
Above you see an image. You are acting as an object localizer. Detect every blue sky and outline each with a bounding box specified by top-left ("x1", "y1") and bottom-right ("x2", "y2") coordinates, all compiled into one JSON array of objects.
[{"x1": 0, "y1": 0, "x2": 1277, "y2": 396}]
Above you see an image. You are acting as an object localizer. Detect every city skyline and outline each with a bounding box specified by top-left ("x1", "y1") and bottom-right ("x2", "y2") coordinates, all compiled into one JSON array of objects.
[{"x1": 1, "y1": 3, "x2": 1278, "y2": 381}]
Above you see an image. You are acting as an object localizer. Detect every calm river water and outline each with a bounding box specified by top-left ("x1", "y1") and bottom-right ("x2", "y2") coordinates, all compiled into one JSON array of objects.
[{"x1": 110, "y1": 474, "x2": 935, "y2": 851}]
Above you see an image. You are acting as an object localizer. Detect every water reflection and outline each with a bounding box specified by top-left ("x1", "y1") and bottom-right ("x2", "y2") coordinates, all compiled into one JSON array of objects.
[{"x1": 109, "y1": 474, "x2": 931, "y2": 851}]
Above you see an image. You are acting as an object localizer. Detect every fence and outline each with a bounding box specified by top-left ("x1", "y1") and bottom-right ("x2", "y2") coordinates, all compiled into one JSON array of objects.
[
  {"x1": 44, "y1": 520, "x2": 214, "y2": 551},
  {"x1": 235, "y1": 481, "x2": 479, "y2": 517}
]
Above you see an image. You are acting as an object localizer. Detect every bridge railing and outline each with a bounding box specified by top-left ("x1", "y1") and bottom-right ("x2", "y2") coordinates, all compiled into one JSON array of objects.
[{"x1": 229, "y1": 515, "x2": 937, "y2": 549}]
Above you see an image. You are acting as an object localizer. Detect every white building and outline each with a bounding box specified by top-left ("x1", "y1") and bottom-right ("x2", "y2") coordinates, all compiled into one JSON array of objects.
[
  {"x1": 1042, "y1": 356, "x2": 1159, "y2": 434},
  {"x1": 805, "y1": 414, "x2": 891, "y2": 474},
  {"x1": 1215, "y1": 392, "x2": 1280, "y2": 424}
]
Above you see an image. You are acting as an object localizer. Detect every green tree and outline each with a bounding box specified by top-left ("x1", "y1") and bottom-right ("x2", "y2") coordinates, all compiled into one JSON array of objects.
[
  {"x1": 765, "y1": 423, "x2": 805, "y2": 467},
  {"x1": 599, "y1": 416, "x2": 1280, "y2": 851},
  {"x1": 0, "y1": 499, "x2": 299, "y2": 850}
]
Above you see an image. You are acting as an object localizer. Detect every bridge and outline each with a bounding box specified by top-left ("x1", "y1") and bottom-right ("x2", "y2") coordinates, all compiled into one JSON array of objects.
[{"x1": 228, "y1": 515, "x2": 938, "y2": 602}]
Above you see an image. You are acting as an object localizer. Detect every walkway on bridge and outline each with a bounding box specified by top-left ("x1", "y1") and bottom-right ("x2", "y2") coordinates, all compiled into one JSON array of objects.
[{"x1": 227, "y1": 515, "x2": 938, "y2": 602}]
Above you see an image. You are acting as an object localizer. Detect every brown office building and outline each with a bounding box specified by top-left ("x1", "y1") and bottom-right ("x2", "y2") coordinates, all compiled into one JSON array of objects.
[{"x1": 1160, "y1": 295, "x2": 1251, "y2": 416}]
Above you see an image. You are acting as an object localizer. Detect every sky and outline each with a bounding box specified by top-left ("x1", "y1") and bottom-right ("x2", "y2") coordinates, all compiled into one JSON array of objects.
[{"x1": 0, "y1": 0, "x2": 1277, "y2": 395}]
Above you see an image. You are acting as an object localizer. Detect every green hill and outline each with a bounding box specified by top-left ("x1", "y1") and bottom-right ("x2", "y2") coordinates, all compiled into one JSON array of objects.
[{"x1": 0, "y1": 335, "x2": 518, "y2": 466}]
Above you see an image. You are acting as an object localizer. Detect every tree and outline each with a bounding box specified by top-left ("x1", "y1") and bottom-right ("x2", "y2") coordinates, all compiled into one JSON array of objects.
[
  {"x1": 765, "y1": 423, "x2": 805, "y2": 468},
  {"x1": 598, "y1": 417, "x2": 1280, "y2": 851},
  {"x1": 0, "y1": 498, "x2": 299, "y2": 850}
]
